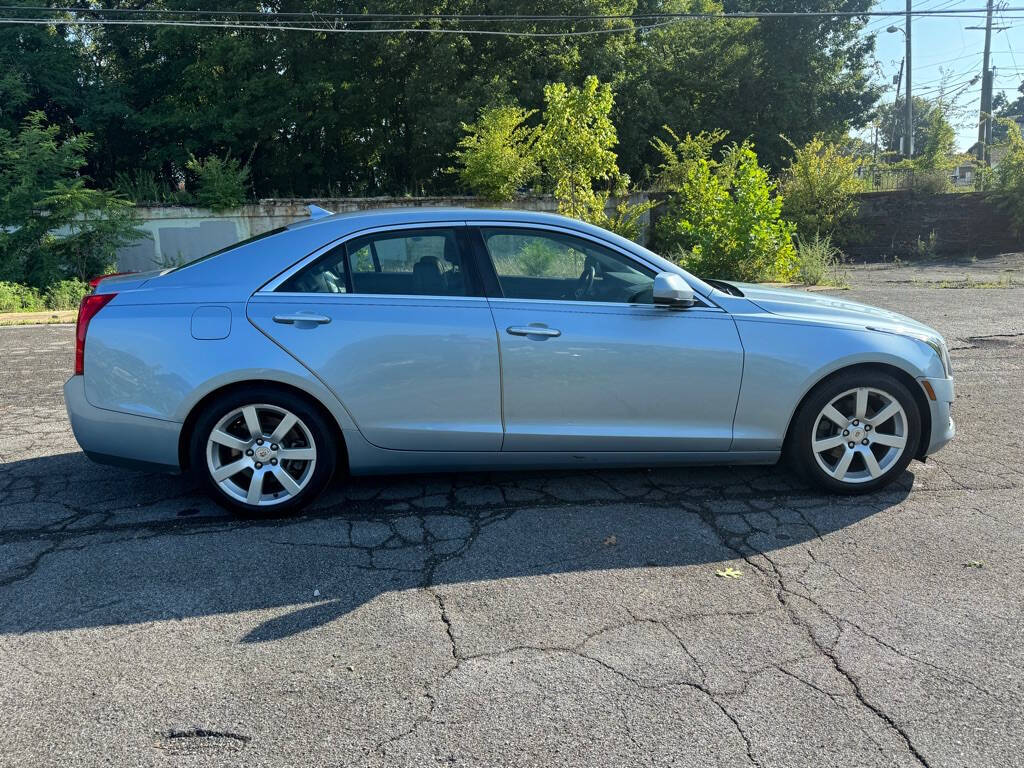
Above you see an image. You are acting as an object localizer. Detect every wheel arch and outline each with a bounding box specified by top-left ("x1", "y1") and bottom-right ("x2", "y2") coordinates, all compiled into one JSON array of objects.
[
  {"x1": 781, "y1": 362, "x2": 932, "y2": 460},
  {"x1": 178, "y1": 379, "x2": 348, "y2": 473}
]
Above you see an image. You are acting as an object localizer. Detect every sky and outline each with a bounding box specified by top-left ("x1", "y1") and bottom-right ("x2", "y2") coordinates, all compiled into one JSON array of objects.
[{"x1": 861, "y1": 0, "x2": 1024, "y2": 151}]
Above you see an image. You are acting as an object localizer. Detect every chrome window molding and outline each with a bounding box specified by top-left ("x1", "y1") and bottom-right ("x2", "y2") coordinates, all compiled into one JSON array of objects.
[
  {"x1": 468, "y1": 219, "x2": 722, "y2": 310},
  {"x1": 259, "y1": 220, "x2": 468, "y2": 294},
  {"x1": 258, "y1": 217, "x2": 722, "y2": 311}
]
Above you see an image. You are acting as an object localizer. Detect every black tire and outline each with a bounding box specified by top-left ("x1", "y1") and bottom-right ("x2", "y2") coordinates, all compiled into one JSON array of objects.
[
  {"x1": 786, "y1": 370, "x2": 921, "y2": 495},
  {"x1": 189, "y1": 385, "x2": 338, "y2": 517}
]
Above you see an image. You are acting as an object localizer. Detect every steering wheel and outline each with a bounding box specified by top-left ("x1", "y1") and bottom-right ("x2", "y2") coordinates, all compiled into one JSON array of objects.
[{"x1": 573, "y1": 264, "x2": 596, "y2": 299}]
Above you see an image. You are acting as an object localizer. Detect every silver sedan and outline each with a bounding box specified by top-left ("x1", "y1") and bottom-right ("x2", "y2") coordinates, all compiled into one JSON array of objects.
[{"x1": 64, "y1": 208, "x2": 955, "y2": 515}]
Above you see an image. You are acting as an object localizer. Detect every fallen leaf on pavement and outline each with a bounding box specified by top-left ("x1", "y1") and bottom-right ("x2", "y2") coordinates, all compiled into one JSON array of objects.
[{"x1": 716, "y1": 567, "x2": 743, "y2": 579}]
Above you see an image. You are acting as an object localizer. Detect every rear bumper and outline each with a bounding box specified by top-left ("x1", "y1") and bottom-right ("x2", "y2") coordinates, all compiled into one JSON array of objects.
[
  {"x1": 920, "y1": 376, "x2": 955, "y2": 456},
  {"x1": 64, "y1": 376, "x2": 183, "y2": 473}
]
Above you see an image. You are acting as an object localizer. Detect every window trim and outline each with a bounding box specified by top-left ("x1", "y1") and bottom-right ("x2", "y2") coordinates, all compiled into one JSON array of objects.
[
  {"x1": 468, "y1": 222, "x2": 720, "y2": 311},
  {"x1": 261, "y1": 222, "x2": 484, "y2": 299}
]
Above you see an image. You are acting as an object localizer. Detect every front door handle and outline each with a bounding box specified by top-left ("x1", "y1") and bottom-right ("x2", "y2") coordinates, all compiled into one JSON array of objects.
[
  {"x1": 273, "y1": 313, "x2": 331, "y2": 325},
  {"x1": 506, "y1": 325, "x2": 561, "y2": 338}
]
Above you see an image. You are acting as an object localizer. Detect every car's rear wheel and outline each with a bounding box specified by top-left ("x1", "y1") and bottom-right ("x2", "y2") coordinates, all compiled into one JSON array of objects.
[
  {"x1": 190, "y1": 387, "x2": 337, "y2": 516},
  {"x1": 787, "y1": 370, "x2": 921, "y2": 494}
]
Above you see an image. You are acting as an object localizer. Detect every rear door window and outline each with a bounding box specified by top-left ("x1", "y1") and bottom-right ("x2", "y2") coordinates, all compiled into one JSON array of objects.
[{"x1": 277, "y1": 227, "x2": 474, "y2": 297}]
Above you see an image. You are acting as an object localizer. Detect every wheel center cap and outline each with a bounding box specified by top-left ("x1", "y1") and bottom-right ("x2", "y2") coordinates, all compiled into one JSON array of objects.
[
  {"x1": 254, "y1": 445, "x2": 273, "y2": 461},
  {"x1": 852, "y1": 429, "x2": 865, "y2": 441}
]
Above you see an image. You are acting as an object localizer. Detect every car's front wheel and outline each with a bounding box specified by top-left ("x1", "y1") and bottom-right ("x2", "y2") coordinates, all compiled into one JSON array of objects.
[
  {"x1": 788, "y1": 370, "x2": 921, "y2": 494},
  {"x1": 190, "y1": 387, "x2": 337, "y2": 516}
]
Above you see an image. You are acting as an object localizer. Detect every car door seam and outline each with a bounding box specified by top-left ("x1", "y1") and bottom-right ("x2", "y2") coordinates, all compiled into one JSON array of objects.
[
  {"x1": 728, "y1": 315, "x2": 746, "y2": 452},
  {"x1": 243, "y1": 305, "x2": 363, "y2": 431}
]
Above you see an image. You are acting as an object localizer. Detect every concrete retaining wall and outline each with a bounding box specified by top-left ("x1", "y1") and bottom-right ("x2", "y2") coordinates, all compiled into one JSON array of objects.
[
  {"x1": 116, "y1": 195, "x2": 651, "y2": 272},
  {"x1": 115, "y1": 191, "x2": 1021, "y2": 273}
]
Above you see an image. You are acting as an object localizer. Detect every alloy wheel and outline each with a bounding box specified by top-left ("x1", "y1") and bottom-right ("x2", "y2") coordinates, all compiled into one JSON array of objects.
[
  {"x1": 205, "y1": 403, "x2": 317, "y2": 506},
  {"x1": 811, "y1": 387, "x2": 908, "y2": 484}
]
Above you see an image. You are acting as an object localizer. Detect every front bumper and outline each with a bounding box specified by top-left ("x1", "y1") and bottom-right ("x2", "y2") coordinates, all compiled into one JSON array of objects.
[
  {"x1": 920, "y1": 376, "x2": 955, "y2": 456},
  {"x1": 64, "y1": 376, "x2": 183, "y2": 473}
]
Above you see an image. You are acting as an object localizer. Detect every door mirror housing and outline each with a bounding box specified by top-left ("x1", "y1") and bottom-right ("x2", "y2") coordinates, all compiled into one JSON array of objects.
[{"x1": 653, "y1": 272, "x2": 695, "y2": 309}]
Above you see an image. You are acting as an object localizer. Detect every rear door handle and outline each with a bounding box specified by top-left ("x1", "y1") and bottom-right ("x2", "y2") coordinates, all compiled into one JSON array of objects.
[
  {"x1": 506, "y1": 325, "x2": 561, "y2": 338},
  {"x1": 273, "y1": 313, "x2": 331, "y2": 325}
]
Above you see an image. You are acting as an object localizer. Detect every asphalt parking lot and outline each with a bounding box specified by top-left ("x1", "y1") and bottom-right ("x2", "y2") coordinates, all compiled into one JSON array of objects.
[{"x1": 1, "y1": 257, "x2": 1022, "y2": 768}]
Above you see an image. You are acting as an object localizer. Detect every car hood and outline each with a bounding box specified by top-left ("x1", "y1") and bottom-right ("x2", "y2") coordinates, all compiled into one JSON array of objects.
[{"x1": 734, "y1": 283, "x2": 940, "y2": 337}]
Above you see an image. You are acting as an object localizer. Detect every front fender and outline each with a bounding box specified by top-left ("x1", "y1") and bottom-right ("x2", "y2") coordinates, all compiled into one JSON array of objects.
[{"x1": 731, "y1": 317, "x2": 942, "y2": 451}]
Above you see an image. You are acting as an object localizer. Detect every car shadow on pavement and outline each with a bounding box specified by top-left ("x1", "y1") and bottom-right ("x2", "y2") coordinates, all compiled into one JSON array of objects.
[{"x1": 0, "y1": 451, "x2": 913, "y2": 642}]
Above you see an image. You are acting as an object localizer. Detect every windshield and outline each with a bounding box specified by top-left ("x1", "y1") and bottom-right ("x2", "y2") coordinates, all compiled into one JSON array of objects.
[{"x1": 170, "y1": 227, "x2": 286, "y2": 272}]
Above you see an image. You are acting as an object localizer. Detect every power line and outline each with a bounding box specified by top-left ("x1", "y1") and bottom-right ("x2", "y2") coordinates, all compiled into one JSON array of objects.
[
  {"x1": 3, "y1": 5, "x2": 1024, "y2": 22},
  {"x1": 0, "y1": 17, "x2": 679, "y2": 36}
]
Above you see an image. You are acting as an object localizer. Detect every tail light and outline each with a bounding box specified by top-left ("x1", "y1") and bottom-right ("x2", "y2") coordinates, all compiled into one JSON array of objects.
[{"x1": 75, "y1": 293, "x2": 116, "y2": 375}]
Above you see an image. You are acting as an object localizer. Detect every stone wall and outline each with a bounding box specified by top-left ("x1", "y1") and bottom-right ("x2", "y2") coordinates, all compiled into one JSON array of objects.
[{"x1": 842, "y1": 191, "x2": 1020, "y2": 259}]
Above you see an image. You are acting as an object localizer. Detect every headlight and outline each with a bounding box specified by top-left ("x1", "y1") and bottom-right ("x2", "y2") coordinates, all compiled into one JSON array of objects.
[
  {"x1": 921, "y1": 336, "x2": 953, "y2": 377},
  {"x1": 867, "y1": 326, "x2": 953, "y2": 377}
]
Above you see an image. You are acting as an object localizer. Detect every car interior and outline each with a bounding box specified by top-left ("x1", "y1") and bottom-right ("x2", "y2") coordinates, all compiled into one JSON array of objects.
[{"x1": 276, "y1": 226, "x2": 662, "y2": 304}]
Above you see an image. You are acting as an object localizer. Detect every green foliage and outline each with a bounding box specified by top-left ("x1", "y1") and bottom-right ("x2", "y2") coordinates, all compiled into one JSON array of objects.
[
  {"x1": 795, "y1": 234, "x2": 847, "y2": 287},
  {"x1": 0, "y1": 0, "x2": 879, "y2": 196},
  {"x1": 0, "y1": 112, "x2": 144, "y2": 289},
  {"x1": 538, "y1": 76, "x2": 623, "y2": 223},
  {"x1": 780, "y1": 136, "x2": 861, "y2": 239},
  {"x1": 452, "y1": 105, "x2": 540, "y2": 201},
  {"x1": 43, "y1": 278, "x2": 90, "y2": 310},
  {"x1": 186, "y1": 153, "x2": 250, "y2": 211},
  {"x1": 0, "y1": 281, "x2": 44, "y2": 313},
  {"x1": 876, "y1": 96, "x2": 957, "y2": 176},
  {"x1": 915, "y1": 107, "x2": 956, "y2": 170},
  {"x1": 990, "y1": 120, "x2": 1024, "y2": 235},
  {"x1": 536, "y1": 77, "x2": 657, "y2": 237},
  {"x1": 653, "y1": 128, "x2": 796, "y2": 282},
  {"x1": 114, "y1": 169, "x2": 192, "y2": 205},
  {"x1": 0, "y1": 278, "x2": 90, "y2": 313}
]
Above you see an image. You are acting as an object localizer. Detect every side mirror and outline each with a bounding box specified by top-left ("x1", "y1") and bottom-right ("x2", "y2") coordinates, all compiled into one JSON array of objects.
[{"x1": 653, "y1": 272, "x2": 695, "y2": 309}]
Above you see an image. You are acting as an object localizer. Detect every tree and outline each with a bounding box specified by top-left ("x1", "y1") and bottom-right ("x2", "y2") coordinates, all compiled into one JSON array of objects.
[
  {"x1": 990, "y1": 119, "x2": 1024, "y2": 235},
  {"x1": 0, "y1": 113, "x2": 143, "y2": 288},
  {"x1": 538, "y1": 77, "x2": 624, "y2": 222},
  {"x1": 452, "y1": 105, "x2": 540, "y2": 201},
  {"x1": 875, "y1": 96, "x2": 956, "y2": 160},
  {"x1": 719, "y1": 0, "x2": 880, "y2": 169}
]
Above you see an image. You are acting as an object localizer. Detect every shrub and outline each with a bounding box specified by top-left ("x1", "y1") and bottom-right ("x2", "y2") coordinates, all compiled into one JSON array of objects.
[
  {"x1": 115, "y1": 169, "x2": 193, "y2": 205},
  {"x1": 452, "y1": 105, "x2": 540, "y2": 201},
  {"x1": 990, "y1": 120, "x2": 1024, "y2": 235},
  {"x1": 186, "y1": 153, "x2": 250, "y2": 211},
  {"x1": 0, "y1": 112, "x2": 144, "y2": 288},
  {"x1": 652, "y1": 128, "x2": 796, "y2": 282},
  {"x1": 909, "y1": 169, "x2": 952, "y2": 195},
  {"x1": 795, "y1": 234, "x2": 847, "y2": 287},
  {"x1": 0, "y1": 281, "x2": 44, "y2": 312},
  {"x1": 43, "y1": 278, "x2": 89, "y2": 310},
  {"x1": 780, "y1": 136, "x2": 860, "y2": 239}
]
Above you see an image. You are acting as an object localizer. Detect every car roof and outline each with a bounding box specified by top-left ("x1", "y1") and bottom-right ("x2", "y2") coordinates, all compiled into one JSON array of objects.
[{"x1": 285, "y1": 206, "x2": 591, "y2": 232}]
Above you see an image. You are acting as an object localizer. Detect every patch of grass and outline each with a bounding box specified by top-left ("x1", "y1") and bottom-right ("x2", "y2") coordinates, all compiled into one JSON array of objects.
[
  {"x1": 935, "y1": 275, "x2": 1019, "y2": 289},
  {"x1": 794, "y1": 234, "x2": 849, "y2": 287}
]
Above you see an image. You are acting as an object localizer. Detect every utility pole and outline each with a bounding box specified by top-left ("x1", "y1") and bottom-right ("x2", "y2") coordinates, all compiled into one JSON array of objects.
[
  {"x1": 891, "y1": 58, "x2": 905, "y2": 155},
  {"x1": 905, "y1": 0, "x2": 913, "y2": 158},
  {"x1": 977, "y1": 0, "x2": 995, "y2": 163}
]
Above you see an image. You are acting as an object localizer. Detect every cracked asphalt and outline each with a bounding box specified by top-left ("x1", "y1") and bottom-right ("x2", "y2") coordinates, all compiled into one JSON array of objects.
[{"x1": 1, "y1": 256, "x2": 1023, "y2": 768}]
